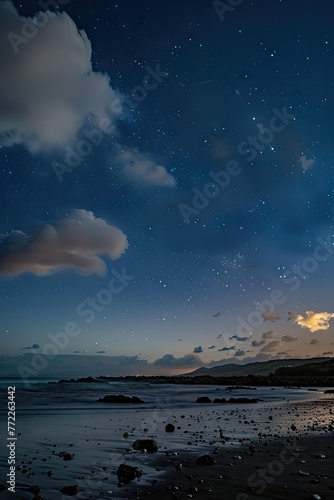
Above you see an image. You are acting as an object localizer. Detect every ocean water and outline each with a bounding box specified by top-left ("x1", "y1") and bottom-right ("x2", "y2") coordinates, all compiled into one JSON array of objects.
[{"x1": 0, "y1": 379, "x2": 330, "y2": 499}]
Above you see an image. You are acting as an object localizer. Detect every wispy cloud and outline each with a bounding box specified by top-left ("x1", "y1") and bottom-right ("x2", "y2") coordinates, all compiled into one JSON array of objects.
[
  {"x1": 281, "y1": 335, "x2": 297, "y2": 343},
  {"x1": 262, "y1": 330, "x2": 278, "y2": 339},
  {"x1": 260, "y1": 340, "x2": 280, "y2": 352},
  {"x1": 261, "y1": 311, "x2": 281, "y2": 321},
  {"x1": 251, "y1": 339, "x2": 266, "y2": 347},
  {"x1": 116, "y1": 147, "x2": 176, "y2": 187},
  {"x1": 22, "y1": 344, "x2": 40, "y2": 350},
  {"x1": 229, "y1": 335, "x2": 249, "y2": 342},
  {"x1": 300, "y1": 155, "x2": 314, "y2": 171}
]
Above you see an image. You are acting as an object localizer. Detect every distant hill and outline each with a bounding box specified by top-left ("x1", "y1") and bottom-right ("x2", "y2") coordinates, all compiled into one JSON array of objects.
[
  {"x1": 183, "y1": 358, "x2": 329, "y2": 377},
  {"x1": 275, "y1": 358, "x2": 334, "y2": 377}
]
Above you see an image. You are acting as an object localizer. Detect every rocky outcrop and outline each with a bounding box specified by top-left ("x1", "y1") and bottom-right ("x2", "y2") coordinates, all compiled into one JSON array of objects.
[{"x1": 98, "y1": 394, "x2": 145, "y2": 403}]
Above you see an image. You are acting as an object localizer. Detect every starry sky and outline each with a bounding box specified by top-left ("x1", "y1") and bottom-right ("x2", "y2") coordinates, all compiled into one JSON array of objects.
[{"x1": 1, "y1": 0, "x2": 334, "y2": 377}]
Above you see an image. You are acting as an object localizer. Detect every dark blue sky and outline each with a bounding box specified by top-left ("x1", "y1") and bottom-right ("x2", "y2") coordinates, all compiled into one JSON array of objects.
[{"x1": 1, "y1": 0, "x2": 334, "y2": 376}]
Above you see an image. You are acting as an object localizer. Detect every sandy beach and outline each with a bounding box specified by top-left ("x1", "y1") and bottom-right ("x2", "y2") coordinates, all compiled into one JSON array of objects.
[
  {"x1": 122, "y1": 433, "x2": 334, "y2": 500},
  {"x1": 0, "y1": 381, "x2": 333, "y2": 499}
]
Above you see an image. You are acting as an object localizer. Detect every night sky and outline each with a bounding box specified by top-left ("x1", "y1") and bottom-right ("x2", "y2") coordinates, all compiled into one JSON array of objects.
[{"x1": 1, "y1": 0, "x2": 334, "y2": 377}]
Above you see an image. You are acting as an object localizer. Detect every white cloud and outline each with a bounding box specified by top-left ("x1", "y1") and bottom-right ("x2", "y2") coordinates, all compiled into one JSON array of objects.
[
  {"x1": 0, "y1": 1, "x2": 122, "y2": 153},
  {"x1": 0, "y1": 209, "x2": 128, "y2": 276},
  {"x1": 116, "y1": 147, "x2": 176, "y2": 187},
  {"x1": 292, "y1": 311, "x2": 334, "y2": 333}
]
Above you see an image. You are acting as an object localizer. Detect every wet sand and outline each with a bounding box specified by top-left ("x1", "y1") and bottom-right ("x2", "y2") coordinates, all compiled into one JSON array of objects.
[
  {"x1": 121, "y1": 433, "x2": 334, "y2": 500},
  {"x1": 0, "y1": 389, "x2": 333, "y2": 499},
  {"x1": 115, "y1": 397, "x2": 334, "y2": 500}
]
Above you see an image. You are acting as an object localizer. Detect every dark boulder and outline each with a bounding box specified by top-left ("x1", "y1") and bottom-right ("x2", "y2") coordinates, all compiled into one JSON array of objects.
[
  {"x1": 165, "y1": 423, "x2": 175, "y2": 432},
  {"x1": 195, "y1": 455, "x2": 216, "y2": 465},
  {"x1": 60, "y1": 485, "x2": 79, "y2": 496},
  {"x1": 117, "y1": 463, "x2": 142, "y2": 484},
  {"x1": 196, "y1": 396, "x2": 212, "y2": 403},
  {"x1": 132, "y1": 439, "x2": 158, "y2": 453},
  {"x1": 213, "y1": 398, "x2": 227, "y2": 404}
]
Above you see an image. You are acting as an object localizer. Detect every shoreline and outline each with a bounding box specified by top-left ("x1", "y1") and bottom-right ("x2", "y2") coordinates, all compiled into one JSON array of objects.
[{"x1": 0, "y1": 389, "x2": 333, "y2": 499}]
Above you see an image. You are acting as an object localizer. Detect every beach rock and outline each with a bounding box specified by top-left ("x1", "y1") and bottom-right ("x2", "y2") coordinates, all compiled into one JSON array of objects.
[
  {"x1": 213, "y1": 398, "x2": 227, "y2": 404},
  {"x1": 196, "y1": 397, "x2": 212, "y2": 403},
  {"x1": 29, "y1": 486, "x2": 41, "y2": 495},
  {"x1": 132, "y1": 439, "x2": 158, "y2": 453},
  {"x1": 165, "y1": 423, "x2": 175, "y2": 432},
  {"x1": 225, "y1": 386, "x2": 257, "y2": 390},
  {"x1": 195, "y1": 454, "x2": 216, "y2": 465},
  {"x1": 117, "y1": 463, "x2": 142, "y2": 484},
  {"x1": 98, "y1": 394, "x2": 145, "y2": 404},
  {"x1": 60, "y1": 485, "x2": 79, "y2": 496},
  {"x1": 227, "y1": 397, "x2": 260, "y2": 404},
  {"x1": 58, "y1": 451, "x2": 74, "y2": 461}
]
